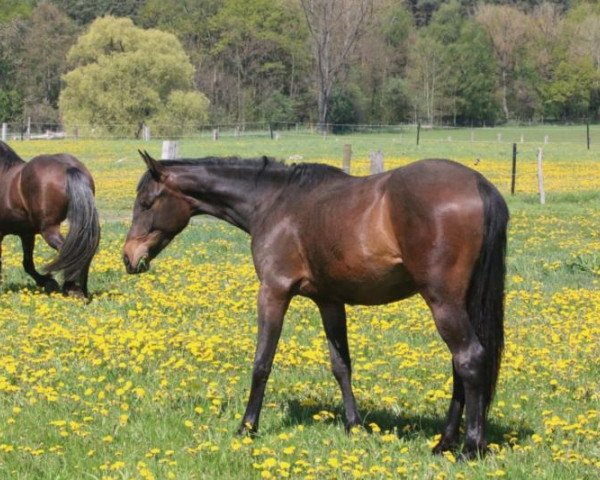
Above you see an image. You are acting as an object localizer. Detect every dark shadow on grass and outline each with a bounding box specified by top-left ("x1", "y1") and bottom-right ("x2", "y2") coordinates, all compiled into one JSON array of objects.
[
  {"x1": 282, "y1": 399, "x2": 533, "y2": 446},
  {"x1": 0, "y1": 282, "x2": 42, "y2": 294}
]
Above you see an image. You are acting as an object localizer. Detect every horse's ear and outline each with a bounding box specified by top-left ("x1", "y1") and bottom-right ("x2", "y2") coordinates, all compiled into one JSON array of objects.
[{"x1": 138, "y1": 149, "x2": 163, "y2": 181}]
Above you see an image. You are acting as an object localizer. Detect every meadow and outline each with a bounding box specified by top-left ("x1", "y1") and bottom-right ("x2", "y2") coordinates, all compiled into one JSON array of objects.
[{"x1": 0, "y1": 128, "x2": 598, "y2": 479}]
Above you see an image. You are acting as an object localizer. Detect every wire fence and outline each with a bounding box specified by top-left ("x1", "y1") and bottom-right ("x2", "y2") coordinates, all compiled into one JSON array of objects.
[{"x1": 1, "y1": 120, "x2": 597, "y2": 147}]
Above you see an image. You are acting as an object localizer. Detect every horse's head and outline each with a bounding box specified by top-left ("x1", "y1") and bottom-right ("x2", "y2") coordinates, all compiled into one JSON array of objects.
[{"x1": 123, "y1": 150, "x2": 192, "y2": 274}]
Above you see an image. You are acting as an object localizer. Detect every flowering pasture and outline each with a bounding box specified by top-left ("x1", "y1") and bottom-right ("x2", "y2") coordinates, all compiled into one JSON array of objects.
[{"x1": 0, "y1": 136, "x2": 598, "y2": 479}]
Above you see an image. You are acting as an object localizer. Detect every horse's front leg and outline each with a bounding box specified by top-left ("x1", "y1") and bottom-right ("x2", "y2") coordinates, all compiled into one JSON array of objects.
[
  {"x1": 20, "y1": 234, "x2": 59, "y2": 293},
  {"x1": 238, "y1": 284, "x2": 290, "y2": 435},
  {"x1": 316, "y1": 300, "x2": 361, "y2": 431}
]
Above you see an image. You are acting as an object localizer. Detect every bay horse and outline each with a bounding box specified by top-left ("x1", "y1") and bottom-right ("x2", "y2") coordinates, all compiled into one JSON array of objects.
[
  {"x1": 0, "y1": 141, "x2": 100, "y2": 297},
  {"x1": 123, "y1": 151, "x2": 508, "y2": 458}
]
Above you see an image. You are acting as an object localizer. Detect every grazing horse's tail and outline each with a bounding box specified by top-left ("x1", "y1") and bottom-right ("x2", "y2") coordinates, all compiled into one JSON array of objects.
[
  {"x1": 46, "y1": 168, "x2": 100, "y2": 285},
  {"x1": 467, "y1": 175, "x2": 509, "y2": 409}
]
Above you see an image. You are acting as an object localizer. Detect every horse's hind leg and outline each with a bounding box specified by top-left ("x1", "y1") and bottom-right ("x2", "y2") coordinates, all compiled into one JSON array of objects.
[
  {"x1": 63, "y1": 257, "x2": 91, "y2": 298},
  {"x1": 316, "y1": 301, "x2": 361, "y2": 431},
  {"x1": 40, "y1": 224, "x2": 64, "y2": 251},
  {"x1": 20, "y1": 234, "x2": 59, "y2": 293},
  {"x1": 432, "y1": 363, "x2": 464, "y2": 454},
  {"x1": 424, "y1": 296, "x2": 488, "y2": 457}
]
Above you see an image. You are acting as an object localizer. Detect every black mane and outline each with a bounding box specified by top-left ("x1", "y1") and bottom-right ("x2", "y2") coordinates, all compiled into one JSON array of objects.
[
  {"x1": 137, "y1": 156, "x2": 347, "y2": 192},
  {"x1": 0, "y1": 141, "x2": 25, "y2": 170}
]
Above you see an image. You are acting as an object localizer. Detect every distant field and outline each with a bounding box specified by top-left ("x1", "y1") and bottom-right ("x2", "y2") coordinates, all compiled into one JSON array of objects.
[{"x1": 0, "y1": 130, "x2": 598, "y2": 479}]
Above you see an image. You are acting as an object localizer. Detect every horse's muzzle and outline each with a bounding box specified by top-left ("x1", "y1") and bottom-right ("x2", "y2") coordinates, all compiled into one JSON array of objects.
[{"x1": 123, "y1": 254, "x2": 149, "y2": 274}]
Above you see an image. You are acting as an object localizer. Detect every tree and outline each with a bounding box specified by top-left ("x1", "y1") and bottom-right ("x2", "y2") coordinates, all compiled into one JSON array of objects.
[
  {"x1": 426, "y1": 2, "x2": 500, "y2": 124},
  {"x1": 18, "y1": 3, "x2": 78, "y2": 124},
  {"x1": 0, "y1": 0, "x2": 34, "y2": 23},
  {"x1": 353, "y1": 0, "x2": 414, "y2": 123},
  {"x1": 51, "y1": 0, "x2": 144, "y2": 25},
  {"x1": 149, "y1": 90, "x2": 210, "y2": 137},
  {"x1": 406, "y1": 33, "x2": 447, "y2": 125},
  {"x1": 476, "y1": 4, "x2": 530, "y2": 121},
  {"x1": 300, "y1": 0, "x2": 374, "y2": 128},
  {"x1": 59, "y1": 16, "x2": 209, "y2": 137},
  {"x1": 140, "y1": 0, "x2": 309, "y2": 124}
]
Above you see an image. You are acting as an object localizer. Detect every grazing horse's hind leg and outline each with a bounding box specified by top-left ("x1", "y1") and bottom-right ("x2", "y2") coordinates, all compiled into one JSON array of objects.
[
  {"x1": 40, "y1": 225, "x2": 81, "y2": 296},
  {"x1": 238, "y1": 284, "x2": 290, "y2": 435},
  {"x1": 20, "y1": 234, "x2": 60, "y2": 293},
  {"x1": 316, "y1": 301, "x2": 361, "y2": 431}
]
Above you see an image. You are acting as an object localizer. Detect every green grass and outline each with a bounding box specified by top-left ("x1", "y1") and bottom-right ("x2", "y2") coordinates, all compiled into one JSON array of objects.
[{"x1": 0, "y1": 129, "x2": 598, "y2": 479}]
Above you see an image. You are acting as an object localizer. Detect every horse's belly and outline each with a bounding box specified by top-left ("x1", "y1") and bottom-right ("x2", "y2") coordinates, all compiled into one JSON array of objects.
[{"x1": 304, "y1": 261, "x2": 418, "y2": 306}]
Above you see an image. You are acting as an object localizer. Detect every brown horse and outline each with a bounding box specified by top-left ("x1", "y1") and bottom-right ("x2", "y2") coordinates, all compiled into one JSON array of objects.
[
  {"x1": 0, "y1": 141, "x2": 100, "y2": 296},
  {"x1": 123, "y1": 151, "x2": 508, "y2": 458}
]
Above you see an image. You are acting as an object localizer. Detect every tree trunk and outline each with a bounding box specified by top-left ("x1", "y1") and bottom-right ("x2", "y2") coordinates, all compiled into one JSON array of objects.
[{"x1": 501, "y1": 68, "x2": 509, "y2": 121}]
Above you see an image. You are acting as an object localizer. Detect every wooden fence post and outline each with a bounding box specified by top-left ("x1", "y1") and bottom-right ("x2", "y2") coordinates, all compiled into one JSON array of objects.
[
  {"x1": 162, "y1": 140, "x2": 180, "y2": 159},
  {"x1": 142, "y1": 124, "x2": 150, "y2": 141},
  {"x1": 1, "y1": 123, "x2": 6, "y2": 142},
  {"x1": 342, "y1": 144, "x2": 352, "y2": 173},
  {"x1": 511, "y1": 143, "x2": 517, "y2": 195},
  {"x1": 370, "y1": 150, "x2": 384, "y2": 174},
  {"x1": 537, "y1": 147, "x2": 545, "y2": 205},
  {"x1": 212, "y1": 128, "x2": 219, "y2": 141},
  {"x1": 587, "y1": 119, "x2": 590, "y2": 150},
  {"x1": 416, "y1": 122, "x2": 421, "y2": 145}
]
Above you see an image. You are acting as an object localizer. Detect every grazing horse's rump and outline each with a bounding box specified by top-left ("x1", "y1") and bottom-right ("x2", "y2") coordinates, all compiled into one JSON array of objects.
[
  {"x1": 124, "y1": 153, "x2": 508, "y2": 458},
  {"x1": 0, "y1": 141, "x2": 100, "y2": 296}
]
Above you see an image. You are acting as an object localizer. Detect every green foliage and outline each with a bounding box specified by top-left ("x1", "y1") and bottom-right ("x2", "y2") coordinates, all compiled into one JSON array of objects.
[
  {"x1": 0, "y1": 0, "x2": 33, "y2": 22},
  {"x1": 380, "y1": 78, "x2": 412, "y2": 124},
  {"x1": 60, "y1": 16, "x2": 203, "y2": 137},
  {"x1": 0, "y1": 88, "x2": 22, "y2": 122},
  {"x1": 18, "y1": 3, "x2": 78, "y2": 122},
  {"x1": 149, "y1": 90, "x2": 210, "y2": 137},
  {"x1": 51, "y1": 0, "x2": 143, "y2": 25},
  {"x1": 328, "y1": 87, "x2": 364, "y2": 132},
  {"x1": 259, "y1": 92, "x2": 296, "y2": 123}
]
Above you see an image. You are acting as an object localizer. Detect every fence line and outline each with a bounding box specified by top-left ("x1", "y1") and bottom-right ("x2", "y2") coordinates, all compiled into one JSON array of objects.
[{"x1": 0, "y1": 121, "x2": 598, "y2": 146}]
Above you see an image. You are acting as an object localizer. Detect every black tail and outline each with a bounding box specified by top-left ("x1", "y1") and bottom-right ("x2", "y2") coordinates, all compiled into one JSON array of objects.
[
  {"x1": 46, "y1": 168, "x2": 100, "y2": 287},
  {"x1": 467, "y1": 175, "x2": 509, "y2": 409}
]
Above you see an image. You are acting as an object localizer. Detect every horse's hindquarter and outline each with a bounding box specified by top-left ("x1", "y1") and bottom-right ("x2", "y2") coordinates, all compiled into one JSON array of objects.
[{"x1": 17, "y1": 155, "x2": 86, "y2": 228}]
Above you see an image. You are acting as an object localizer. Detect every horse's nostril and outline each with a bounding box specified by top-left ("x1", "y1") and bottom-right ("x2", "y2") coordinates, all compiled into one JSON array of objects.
[{"x1": 123, "y1": 254, "x2": 131, "y2": 268}]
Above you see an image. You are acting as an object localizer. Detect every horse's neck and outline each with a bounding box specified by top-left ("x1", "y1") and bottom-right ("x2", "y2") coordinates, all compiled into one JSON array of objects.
[{"x1": 175, "y1": 164, "x2": 281, "y2": 233}]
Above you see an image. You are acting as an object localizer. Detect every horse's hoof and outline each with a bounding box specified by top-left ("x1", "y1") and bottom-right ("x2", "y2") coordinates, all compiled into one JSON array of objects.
[
  {"x1": 459, "y1": 443, "x2": 488, "y2": 461},
  {"x1": 237, "y1": 422, "x2": 257, "y2": 437},
  {"x1": 432, "y1": 440, "x2": 459, "y2": 455},
  {"x1": 43, "y1": 278, "x2": 60, "y2": 293},
  {"x1": 65, "y1": 288, "x2": 86, "y2": 299},
  {"x1": 345, "y1": 422, "x2": 363, "y2": 434}
]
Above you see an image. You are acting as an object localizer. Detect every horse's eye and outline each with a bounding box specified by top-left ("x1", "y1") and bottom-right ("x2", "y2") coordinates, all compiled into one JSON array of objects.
[{"x1": 139, "y1": 198, "x2": 153, "y2": 209}]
